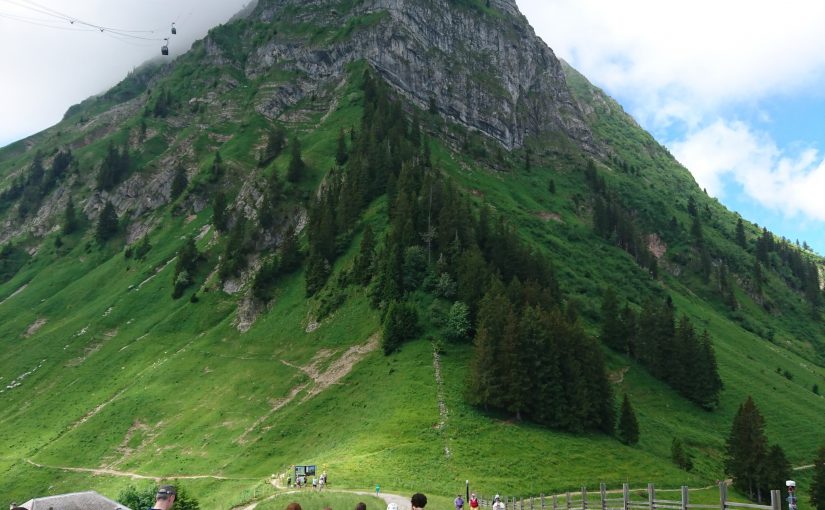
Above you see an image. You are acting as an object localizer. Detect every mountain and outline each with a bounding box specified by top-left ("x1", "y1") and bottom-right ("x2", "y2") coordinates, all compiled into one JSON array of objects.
[{"x1": 1, "y1": 0, "x2": 824, "y2": 508}]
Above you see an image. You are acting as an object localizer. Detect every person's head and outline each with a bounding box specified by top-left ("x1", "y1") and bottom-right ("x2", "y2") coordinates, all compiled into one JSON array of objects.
[
  {"x1": 472, "y1": 494, "x2": 476, "y2": 499},
  {"x1": 356, "y1": 502, "x2": 367, "y2": 510},
  {"x1": 157, "y1": 486, "x2": 176, "y2": 502},
  {"x1": 412, "y1": 493, "x2": 428, "y2": 509},
  {"x1": 286, "y1": 503, "x2": 302, "y2": 510},
  {"x1": 494, "y1": 495, "x2": 501, "y2": 502}
]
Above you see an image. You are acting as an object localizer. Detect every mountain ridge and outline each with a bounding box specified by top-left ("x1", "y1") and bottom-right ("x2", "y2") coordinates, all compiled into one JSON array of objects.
[{"x1": 0, "y1": 0, "x2": 824, "y2": 507}]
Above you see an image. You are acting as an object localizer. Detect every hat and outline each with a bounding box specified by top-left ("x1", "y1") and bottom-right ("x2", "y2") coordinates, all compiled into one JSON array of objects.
[
  {"x1": 157, "y1": 485, "x2": 177, "y2": 500},
  {"x1": 494, "y1": 495, "x2": 501, "y2": 501}
]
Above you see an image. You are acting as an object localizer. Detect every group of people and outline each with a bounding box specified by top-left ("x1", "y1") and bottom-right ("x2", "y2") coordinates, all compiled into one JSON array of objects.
[
  {"x1": 285, "y1": 493, "x2": 428, "y2": 510},
  {"x1": 456, "y1": 493, "x2": 505, "y2": 510},
  {"x1": 288, "y1": 471, "x2": 328, "y2": 490}
]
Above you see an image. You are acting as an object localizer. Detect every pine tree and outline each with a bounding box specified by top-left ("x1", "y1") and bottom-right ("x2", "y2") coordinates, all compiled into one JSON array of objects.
[
  {"x1": 736, "y1": 218, "x2": 747, "y2": 248},
  {"x1": 811, "y1": 443, "x2": 825, "y2": 510},
  {"x1": 761, "y1": 444, "x2": 790, "y2": 503},
  {"x1": 617, "y1": 393, "x2": 640, "y2": 445},
  {"x1": 170, "y1": 164, "x2": 188, "y2": 199},
  {"x1": 286, "y1": 136, "x2": 305, "y2": 183},
  {"x1": 725, "y1": 396, "x2": 769, "y2": 500},
  {"x1": 212, "y1": 192, "x2": 228, "y2": 233},
  {"x1": 278, "y1": 224, "x2": 301, "y2": 274},
  {"x1": 259, "y1": 126, "x2": 286, "y2": 166},
  {"x1": 95, "y1": 200, "x2": 118, "y2": 243},
  {"x1": 382, "y1": 300, "x2": 419, "y2": 354},
  {"x1": 352, "y1": 225, "x2": 375, "y2": 285},
  {"x1": 466, "y1": 276, "x2": 510, "y2": 409},
  {"x1": 336, "y1": 128, "x2": 348, "y2": 166},
  {"x1": 63, "y1": 196, "x2": 78, "y2": 235},
  {"x1": 600, "y1": 287, "x2": 626, "y2": 353}
]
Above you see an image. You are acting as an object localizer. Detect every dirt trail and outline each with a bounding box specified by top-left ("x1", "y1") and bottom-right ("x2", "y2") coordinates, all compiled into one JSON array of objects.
[
  {"x1": 432, "y1": 345, "x2": 450, "y2": 458},
  {"x1": 238, "y1": 333, "x2": 379, "y2": 444},
  {"x1": 24, "y1": 459, "x2": 257, "y2": 482}
]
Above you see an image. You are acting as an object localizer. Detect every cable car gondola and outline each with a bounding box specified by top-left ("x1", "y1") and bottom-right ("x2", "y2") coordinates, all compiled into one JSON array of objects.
[
  {"x1": 171, "y1": 22, "x2": 177, "y2": 35},
  {"x1": 161, "y1": 38, "x2": 169, "y2": 55}
]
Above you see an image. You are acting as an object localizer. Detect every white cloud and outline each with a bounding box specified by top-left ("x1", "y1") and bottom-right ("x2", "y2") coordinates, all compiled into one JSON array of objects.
[
  {"x1": 0, "y1": 0, "x2": 250, "y2": 146},
  {"x1": 518, "y1": 0, "x2": 825, "y2": 128},
  {"x1": 517, "y1": 0, "x2": 825, "y2": 241},
  {"x1": 672, "y1": 120, "x2": 825, "y2": 222}
]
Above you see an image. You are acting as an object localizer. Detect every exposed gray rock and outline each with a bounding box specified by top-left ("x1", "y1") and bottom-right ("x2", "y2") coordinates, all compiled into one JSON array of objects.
[{"x1": 242, "y1": 0, "x2": 597, "y2": 152}]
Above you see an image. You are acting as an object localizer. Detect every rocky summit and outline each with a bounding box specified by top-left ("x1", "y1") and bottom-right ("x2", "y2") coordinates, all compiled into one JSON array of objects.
[{"x1": 1, "y1": 0, "x2": 824, "y2": 508}]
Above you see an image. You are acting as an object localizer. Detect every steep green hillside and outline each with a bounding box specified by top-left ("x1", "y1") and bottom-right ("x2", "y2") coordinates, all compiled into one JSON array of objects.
[{"x1": 0, "y1": 1, "x2": 823, "y2": 509}]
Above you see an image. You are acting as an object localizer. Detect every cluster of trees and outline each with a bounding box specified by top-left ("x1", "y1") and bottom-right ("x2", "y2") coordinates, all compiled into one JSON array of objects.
[
  {"x1": 298, "y1": 70, "x2": 617, "y2": 433},
  {"x1": 587, "y1": 161, "x2": 658, "y2": 276},
  {"x1": 754, "y1": 227, "x2": 821, "y2": 307},
  {"x1": 96, "y1": 142, "x2": 132, "y2": 191},
  {"x1": 601, "y1": 290, "x2": 723, "y2": 409},
  {"x1": 172, "y1": 237, "x2": 200, "y2": 298},
  {"x1": 725, "y1": 396, "x2": 790, "y2": 503},
  {"x1": 1, "y1": 149, "x2": 74, "y2": 218},
  {"x1": 467, "y1": 276, "x2": 615, "y2": 433},
  {"x1": 150, "y1": 88, "x2": 176, "y2": 118}
]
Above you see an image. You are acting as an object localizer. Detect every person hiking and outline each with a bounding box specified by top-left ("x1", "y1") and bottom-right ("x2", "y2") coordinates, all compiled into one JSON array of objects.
[
  {"x1": 469, "y1": 493, "x2": 479, "y2": 510},
  {"x1": 492, "y1": 495, "x2": 505, "y2": 510},
  {"x1": 455, "y1": 494, "x2": 465, "y2": 510}
]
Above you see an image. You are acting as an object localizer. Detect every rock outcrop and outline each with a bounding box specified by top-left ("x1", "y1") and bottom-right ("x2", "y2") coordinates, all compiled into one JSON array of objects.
[{"x1": 242, "y1": 0, "x2": 596, "y2": 151}]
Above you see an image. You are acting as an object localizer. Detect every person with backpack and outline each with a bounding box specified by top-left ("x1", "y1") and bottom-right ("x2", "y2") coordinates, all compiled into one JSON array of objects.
[{"x1": 469, "y1": 493, "x2": 479, "y2": 510}]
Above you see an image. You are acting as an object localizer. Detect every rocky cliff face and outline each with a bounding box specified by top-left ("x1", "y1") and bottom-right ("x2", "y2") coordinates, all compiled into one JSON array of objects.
[{"x1": 242, "y1": 0, "x2": 596, "y2": 151}]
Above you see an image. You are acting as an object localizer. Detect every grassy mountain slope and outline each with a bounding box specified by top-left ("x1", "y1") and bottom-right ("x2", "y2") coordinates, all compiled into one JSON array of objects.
[{"x1": 0, "y1": 2, "x2": 824, "y2": 508}]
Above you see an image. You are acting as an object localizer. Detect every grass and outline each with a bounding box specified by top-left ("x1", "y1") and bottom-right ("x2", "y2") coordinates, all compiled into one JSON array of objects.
[{"x1": 0, "y1": 9, "x2": 823, "y2": 510}]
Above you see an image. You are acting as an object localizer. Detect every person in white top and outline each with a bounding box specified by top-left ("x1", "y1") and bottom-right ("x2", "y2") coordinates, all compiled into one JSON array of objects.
[{"x1": 492, "y1": 495, "x2": 506, "y2": 510}]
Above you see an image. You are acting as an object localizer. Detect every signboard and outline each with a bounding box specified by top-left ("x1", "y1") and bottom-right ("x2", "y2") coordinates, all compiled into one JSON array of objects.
[{"x1": 294, "y1": 465, "x2": 317, "y2": 477}]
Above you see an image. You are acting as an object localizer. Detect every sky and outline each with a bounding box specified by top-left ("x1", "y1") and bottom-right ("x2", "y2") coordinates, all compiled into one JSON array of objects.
[
  {"x1": 517, "y1": 0, "x2": 825, "y2": 255},
  {"x1": 0, "y1": 0, "x2": 249, "y2": 145},
  {"x1": 0, "y1": 1, "x2": 824, "y2": 254}
]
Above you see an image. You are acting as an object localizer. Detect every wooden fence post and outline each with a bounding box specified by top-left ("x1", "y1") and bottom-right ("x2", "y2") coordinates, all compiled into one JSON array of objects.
[
  {"x1": 582, "y1": 487, "x2": 588, "y2": 510},
  {"x1": 521, "y1": 497, "x2": 524, "y2": 510},
  {"x1": 552, "y1": 494, "x2": 557, "y2": 510},
  {"x1": 601, "y1": 483, "x2": 607, "y2": 510},
  {"x1": 532, "y1": 495, "x2": 535, "y2": 510},
  {"x1": 681, "y1": 486, "x2": 689, "y2": 510},
  {"x1": 770, "y1": 490, "x2": 780, "y2": 510},
  {"x1": 541, "y1": 494, "x2": 545, "y2": 510},
  {"x1": 566, "y1": 492, "x2": 571, "y2": 510},
  {"x1": 623, "y1": 484, "x2": 629, "y2": 510},
  {"x1": 648, "y1": 484, "x2": 655, "y2": 510},
  {"x1": 719, "y1": 482, "x2": 727, "y2": 510}
]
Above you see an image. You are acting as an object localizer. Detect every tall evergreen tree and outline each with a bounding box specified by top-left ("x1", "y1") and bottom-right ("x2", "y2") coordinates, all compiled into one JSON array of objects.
[
  {"x1": 761, "y1": 444, "x2": 791, "y2": 503},
  {"x1": 63, "y1": 195, "x2": 78, "y2": 235},
  {"x1": 725, "y1": 396, "x2": 769, "y2": 500},
  {"x1": 286, "y1": 136, "x2": 305, "y2": 182},
  {"x1": 736, "y1": 218, "x2": 747, "y2": 248},
  {"x1": 170, "y1": 164, "x2": 188, "y2": 199},
  {"x1": 352, "y1": 224, "x2": 375, "y2": 285},
  {"x1": 95, "y1": 200, "x2": 118, "y2": 243},
  {"x1": 600, "y1": 287, "x2": 626, "y2": 353},
  {"x1": 336, "y1": 128, "x2": 348, "y2": 166},
  {"x1": 617, "y1": 393, "x2": 640, "y2": 445},
  {"x1": 212, "y1": 192, "x2": 228, "y2": 233}
]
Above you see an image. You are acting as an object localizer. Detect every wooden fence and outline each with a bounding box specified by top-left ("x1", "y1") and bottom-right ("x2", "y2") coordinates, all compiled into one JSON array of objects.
[{"x1": 476, "y1": 483, "x2": 780, "y2": 510}]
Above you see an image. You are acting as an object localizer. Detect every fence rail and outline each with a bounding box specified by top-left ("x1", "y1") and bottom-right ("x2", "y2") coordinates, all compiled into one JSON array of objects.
[{"x1": 477, "y1": 483, "x2": 780, "y2": 510}]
